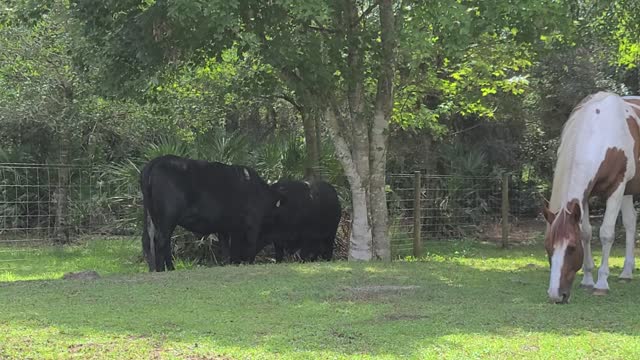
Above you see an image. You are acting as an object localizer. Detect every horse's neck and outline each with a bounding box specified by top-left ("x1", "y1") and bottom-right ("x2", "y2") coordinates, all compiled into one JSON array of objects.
[
  {"x1": 549, "y1": 166, "x2": 592, "y2": 213},
  {"x1": 549, "y1": 129, "x2": 602, "y2": 213}
]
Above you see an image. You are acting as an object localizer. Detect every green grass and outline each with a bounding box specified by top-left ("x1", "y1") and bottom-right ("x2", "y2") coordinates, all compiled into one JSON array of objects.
[
  {"x1": 1, "y1": 239, "x2": 640, "y2": 359},
  {"x1": 0, "y1": 237, "x2": 196, "y2": 281}
]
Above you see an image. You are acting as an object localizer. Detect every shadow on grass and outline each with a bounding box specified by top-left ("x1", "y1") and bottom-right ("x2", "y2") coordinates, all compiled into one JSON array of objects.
[{"x1": 1, "y1": 244, "x2": 640, "y2": 358}]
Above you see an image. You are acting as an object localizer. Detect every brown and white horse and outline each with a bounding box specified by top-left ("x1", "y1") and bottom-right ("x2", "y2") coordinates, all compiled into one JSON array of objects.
[{"x1": 543, "y1": 91, "x2": 640, "y2": 303}]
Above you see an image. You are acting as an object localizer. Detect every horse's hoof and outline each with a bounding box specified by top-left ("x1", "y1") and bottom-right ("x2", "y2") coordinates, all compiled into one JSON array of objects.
[
  {"x1": 592, "y1": 288, "x2": 609, "y2": 296},
  {"x1": 579, "y1": 284, "x2": 594, "y2": 290},
  {"x1": 618, "y1": 277, "x2": 632, "y2": 283}
]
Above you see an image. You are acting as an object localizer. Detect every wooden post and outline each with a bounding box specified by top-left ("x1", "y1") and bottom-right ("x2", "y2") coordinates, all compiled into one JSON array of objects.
[
  {"x1": 413, "y1": 171, "x2": 422, "y2": 257},
  {"x1": 501, "y1": 172, "x2": 510, "y2": 248}
]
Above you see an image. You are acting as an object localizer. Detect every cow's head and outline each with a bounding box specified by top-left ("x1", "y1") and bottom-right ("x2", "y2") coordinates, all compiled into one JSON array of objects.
[{"x1": 268, "y1": 182, "x2": 289, "y2": 217}]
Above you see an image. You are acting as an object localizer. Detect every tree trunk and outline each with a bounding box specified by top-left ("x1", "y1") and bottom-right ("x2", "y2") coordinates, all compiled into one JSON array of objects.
[
  {"x1": 370, "y1": 112, "x2": 389, "y2": 259},
  {"x1": 302, "y1": 110, "x2": 321, "y2": 180},
  {"x1": 370, "y1": 0, "x2": 396, "y2": 260},
  {"x1": 324, "y1": 107, "x2": 373, "y2": 260}
]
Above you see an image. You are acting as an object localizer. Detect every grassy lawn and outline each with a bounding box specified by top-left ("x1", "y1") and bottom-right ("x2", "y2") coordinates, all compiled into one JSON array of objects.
[{"x1": 1, "y1": 238, "x2": 640, "y2": 359}]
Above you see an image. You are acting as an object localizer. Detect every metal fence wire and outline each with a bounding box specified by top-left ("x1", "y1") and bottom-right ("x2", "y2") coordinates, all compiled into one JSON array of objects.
[
  {"x1": 387, "y1": 172, "x2": 546, "y2": 258},
  {"x1": 0, "y1": 163, "x2": 551, "y2": 263},
  {"x1": 0, "y1": 163, "x2": 139, "y2": 244}
]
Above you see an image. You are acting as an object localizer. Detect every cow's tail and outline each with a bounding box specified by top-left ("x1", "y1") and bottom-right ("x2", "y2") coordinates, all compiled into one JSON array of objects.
[{"x1": 140, "y1": 160, "x2": 158, "y2": 271}]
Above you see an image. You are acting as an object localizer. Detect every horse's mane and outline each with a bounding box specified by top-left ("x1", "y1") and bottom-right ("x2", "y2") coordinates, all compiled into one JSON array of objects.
[{"x1": 549, "y1": 91, "x2": 616, "y2": 214}]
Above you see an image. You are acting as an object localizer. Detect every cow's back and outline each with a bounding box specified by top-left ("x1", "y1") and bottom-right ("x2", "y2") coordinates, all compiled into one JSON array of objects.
[{"x1": 143, "y1": 155, "x2": 274, "y2": 234}]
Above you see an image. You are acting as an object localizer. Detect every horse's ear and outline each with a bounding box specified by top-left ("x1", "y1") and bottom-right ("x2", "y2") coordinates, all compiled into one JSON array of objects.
[
  {"x1": 568, "y1": 200, "x2": 581, "y2": 223},
  {"x1": 542, "y1": 200, "x2": 556, "y2": 224}
]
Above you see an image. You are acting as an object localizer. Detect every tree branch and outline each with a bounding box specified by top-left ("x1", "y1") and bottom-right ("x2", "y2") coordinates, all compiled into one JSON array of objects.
[
  {"x1": 353, "y1": 1, "x2": 379, "y2": 28},
  {"x1": 305, "y1": 23, "x2": 337, "y2": 34},
  {"x1": 276, "y1": 93, "x2": 303, "y2": 113}
]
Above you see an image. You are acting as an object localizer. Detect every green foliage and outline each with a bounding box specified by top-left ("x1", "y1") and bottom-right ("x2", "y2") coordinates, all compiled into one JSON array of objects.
[
  {"x1": 393, "y1": 0, "x2": 578, "y2": 140},
  {"x1": 1, "y1": 0, "x2": 640, "y2": 265},
  {"x1": 195, "y1": 130, "x2": 251, "y2": 165}
]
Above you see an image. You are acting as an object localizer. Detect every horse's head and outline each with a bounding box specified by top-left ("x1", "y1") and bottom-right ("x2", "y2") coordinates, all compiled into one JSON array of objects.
[{"x1": 542, "y1": 199, "x2": 584, "y2": 304}]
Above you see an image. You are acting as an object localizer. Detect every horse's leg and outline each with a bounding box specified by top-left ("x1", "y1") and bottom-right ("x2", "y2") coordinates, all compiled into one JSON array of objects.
[
  {"x1": 580, "y1": 202, "x2": 595, "y2": 289},
  {"x1": 594, "y1": 187, "x2": 625, "y2": 294},
  {"x1": 619, "y1": 195, "x2": 636, "y2": 281}
]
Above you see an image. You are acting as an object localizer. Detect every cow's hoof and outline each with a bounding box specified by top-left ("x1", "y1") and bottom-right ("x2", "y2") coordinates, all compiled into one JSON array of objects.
[
  {"x1": 618, "y1": 277, "x2": 632, "y2": 283},
  {"x1": 592, "y1": 288, "x2": 609, "y2": 296},
  {"x1": 579, "y1": 284, "x2": 594, "y2": 290}
]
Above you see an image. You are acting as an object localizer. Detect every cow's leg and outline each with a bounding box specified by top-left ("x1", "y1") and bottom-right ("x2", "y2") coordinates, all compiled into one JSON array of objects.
[
  {"x1": 229, "y1": 231, "x2": 244, "y2": 264},
  {"x1": 153, "y1": 237, "x2": 165, "y2": 272},
  {"x1": 164, "y1": 241, "x2": 175, "y2": 271},
  {"x1": 243, "y1": 224, "x2": 259, "y2": 264},
  {"x1": 594, "y1": 186, "x2": 625, "y2": 294},
  {"x1": 274, "y1": 242, "x2": 285, "y2": 263},
  {"x1": 619, "y1": 195, "x2": 636, "y2": 281},
  {"x1": 299, "y1": 238, "x2": 315, "y2": 262},
  {"x1": 217, "y1": 232, "x2": 231, "y2": 265},
  {"x1": 142, "y1": 209, "x2": 153, "y2": 271},
  {"x1": 154, "y1": 222, "x2": 176, "y2": 272},
  {"x1": 321, "y1": 236, "x2": 335, "y2": 261},
  {"x1": 580, "y1": 202, "x2": 595, "y2": 289}
]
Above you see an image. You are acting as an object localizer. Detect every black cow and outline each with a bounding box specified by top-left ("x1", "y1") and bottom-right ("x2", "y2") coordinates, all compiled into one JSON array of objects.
[
  {"x1": 140, "y1": 155, "x2": 283, "y2": 271},
  {"x1": 262, "y1": 179, "x2": 342, "y2": 262}
]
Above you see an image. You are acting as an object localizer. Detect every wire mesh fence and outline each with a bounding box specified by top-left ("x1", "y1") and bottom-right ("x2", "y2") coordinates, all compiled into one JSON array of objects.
[
  {"x1": 387, "y1": 172, "x2": 546, "y2": 258},
  {"x1": 0, "y1": 163, "x2": 140, "y2": 270},
  {"x1": 0, "y1": 163, "x2": 139, "y2": 244},
  {"x1": 0, "y1": 163, "x2": 552, "y2": 268}
]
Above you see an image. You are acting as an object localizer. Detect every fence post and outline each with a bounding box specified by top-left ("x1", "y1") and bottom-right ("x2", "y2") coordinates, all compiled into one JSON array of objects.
[
  {"x1": 501, "y1": 172, "x2": 510, "y2": 248},
  {"x1": 54, "y1": 149, "x2": 70, "y2": 244},
  {"x1": 413, "y1": 171, "x2": 422, "y2": 257}
]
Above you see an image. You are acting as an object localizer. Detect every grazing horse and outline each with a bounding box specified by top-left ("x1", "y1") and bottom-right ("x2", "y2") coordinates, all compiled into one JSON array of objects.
[{"x1": 543, "y1": 91, "x2": 640, "y2": 303}]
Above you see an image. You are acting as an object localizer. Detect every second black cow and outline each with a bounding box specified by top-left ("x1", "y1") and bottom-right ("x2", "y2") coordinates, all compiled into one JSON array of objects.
[
  {"x1": 140, "y1": 155, "x2": 283, "y2": 271},
  {"x1": 262, "y1": 180, "x2": 342, "y2": 262}
]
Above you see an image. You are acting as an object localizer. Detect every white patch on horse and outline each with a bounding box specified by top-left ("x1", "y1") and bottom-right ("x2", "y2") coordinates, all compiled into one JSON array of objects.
[
  {"x1": 243, "y1": 168, "x2": 250, "y2": 180},
  {"x1": 548, "y1": 241, "x2": 568, "y2": 301}
]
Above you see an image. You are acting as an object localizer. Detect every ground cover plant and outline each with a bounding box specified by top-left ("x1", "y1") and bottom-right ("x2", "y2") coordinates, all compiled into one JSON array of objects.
[{"x1": 1, "y1": 239, "x2": 640, "y2": 359}]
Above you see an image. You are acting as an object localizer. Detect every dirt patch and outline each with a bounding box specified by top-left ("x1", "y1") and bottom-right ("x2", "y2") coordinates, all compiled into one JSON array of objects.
[
  {"x1": 339, "y1": 285, "x2": 420, "y2": 302},
  {"x1": 347, "y1": 285, "x2": 420, "y2": 293},
  {"x1": 522, "y1": 263, "x2": 544, "y2": 270},
  {"x1": 185, "y1": 355, "x2": 236, "y2": 360},
  {"x1": 62, "y1": 270, "x2": 100, "y2": 280},
  {"x1": 383, "y1": 314, "x2": 429, "y2": 321},
  {"x1": 67, "y1": 344, "x2": 87, "y2": 353}
]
